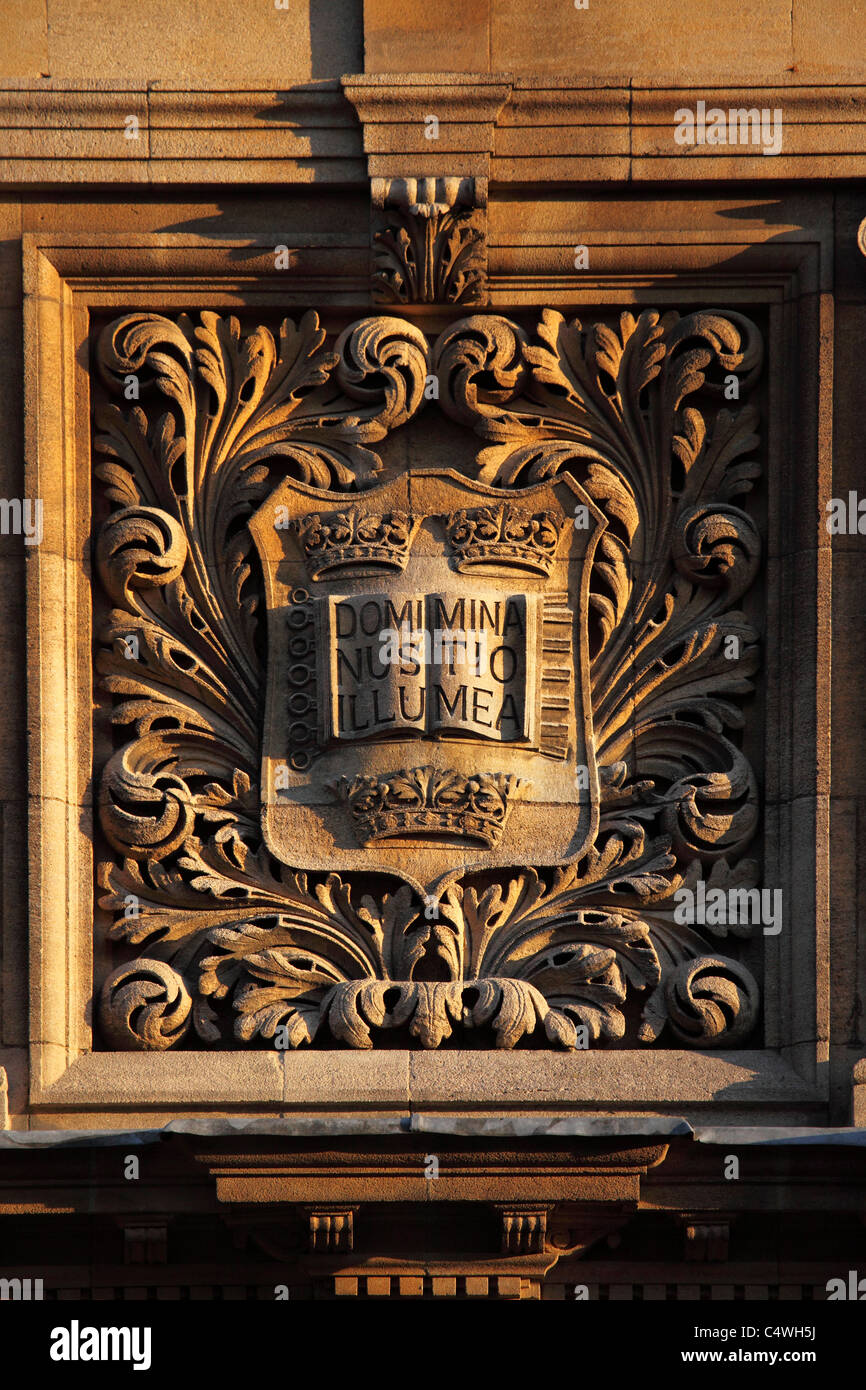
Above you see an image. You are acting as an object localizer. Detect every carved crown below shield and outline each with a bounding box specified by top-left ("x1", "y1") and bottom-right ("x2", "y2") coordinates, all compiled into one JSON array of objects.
[{"x1": 331, "y1": 766, "x2": 530, "y2": 848}]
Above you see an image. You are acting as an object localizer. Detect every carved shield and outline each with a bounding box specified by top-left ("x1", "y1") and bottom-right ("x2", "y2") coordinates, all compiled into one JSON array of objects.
[{"x1": 248, "y1": 470, "x2": 606, "y2": 891}]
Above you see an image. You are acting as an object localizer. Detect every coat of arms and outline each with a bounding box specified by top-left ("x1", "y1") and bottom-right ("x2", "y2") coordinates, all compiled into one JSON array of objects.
[
  {"x1": 248, "y1": 470, "x2": 605, "y2": 891},
  {"x1": 93, "y1": 308, "x2": 764, "y2": 1052}
]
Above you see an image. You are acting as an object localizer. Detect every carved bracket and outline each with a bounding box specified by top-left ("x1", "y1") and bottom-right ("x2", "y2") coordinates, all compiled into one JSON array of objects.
[
  {"x1": 371, "y1": 176, "x2": 487, "y2": 305},
  {"x1": 307, "y1": 1206, "x2": 355, "y2": 1253},
  {"x1": 496, "y1": 1204, "x2": 552, "y2": 1255}
]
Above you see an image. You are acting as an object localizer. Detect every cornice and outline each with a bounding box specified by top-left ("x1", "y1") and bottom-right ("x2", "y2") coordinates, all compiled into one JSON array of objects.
[{"x1": 0, "y1": 78, "x2": 863, "y2": 185}]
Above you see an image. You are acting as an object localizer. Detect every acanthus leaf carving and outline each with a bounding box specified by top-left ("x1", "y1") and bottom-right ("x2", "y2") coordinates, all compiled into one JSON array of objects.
[{"x1": 372, "y1": 176, "x2": 487, "y2": 305}]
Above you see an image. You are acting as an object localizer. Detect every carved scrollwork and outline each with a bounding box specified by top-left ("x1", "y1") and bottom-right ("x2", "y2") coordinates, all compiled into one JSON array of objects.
[
  {"x1": 99, "y1": 743, "x2": 196, "y2": 860},
  {"x1": 93, "y1": 306, "x2": 765, "y2": 1053},
  {"x1": 99, "y1": 959, "x2": 192, "y2": 1050},
  {"x1": 96, "y1": 505, "x2": 188, "y2": 608},
  {"x1": 434, "y1": 315, "x2": 528, "y2": 436},
  {"x1": 333, "y1": 316, "x2": 431, "y2": 429},
  {"x1": 657, "y1": 955, "x2": 760, "y2": 1048},
  {"x1": 672, "y1": 503, "x2": 761, "y2": 601}
]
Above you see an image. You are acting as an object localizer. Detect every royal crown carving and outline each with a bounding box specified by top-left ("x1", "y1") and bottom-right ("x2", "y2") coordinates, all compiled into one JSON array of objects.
[
  {"x1": 332, "y1": 766, "x2": 529, "y2": 848},
  {"x1": 446, "y1": 505, "x2": 564, "y2": 575},
  {"x1": 92, "y1": 306, "x2": 765, "y2": 1055},
  {"x1": 289, "y1": 508, "x2": 417, "y2": 578}
]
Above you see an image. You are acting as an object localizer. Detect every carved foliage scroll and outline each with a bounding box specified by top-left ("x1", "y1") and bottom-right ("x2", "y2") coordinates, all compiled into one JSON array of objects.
[{"x1": 94, "y1": 307, "x2": 764, "y2": 1053}]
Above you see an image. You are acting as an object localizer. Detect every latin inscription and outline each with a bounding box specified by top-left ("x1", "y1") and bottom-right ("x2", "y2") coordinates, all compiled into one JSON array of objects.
[{"x1": 324, "y1": 592, "x2": 532, "y2": 743}]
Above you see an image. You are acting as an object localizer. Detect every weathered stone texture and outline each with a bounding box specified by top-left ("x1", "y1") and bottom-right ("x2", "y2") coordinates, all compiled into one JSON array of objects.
[{"x1": 2, "y1": 0, "x2": 363, "y2": 82}]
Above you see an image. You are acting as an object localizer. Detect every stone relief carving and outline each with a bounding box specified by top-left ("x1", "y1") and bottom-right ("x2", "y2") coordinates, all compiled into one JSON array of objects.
[
  {"x1": 93, "y1": 306, "x2": 764, "y2": 1053},
  {"x1": 371, "y1": 176, "x2": 486, "y2": 305},
  {"x1": 446, "y1": 505, "x2": 565, "y2": 576},
  {"x1": 290, "y1": 509, "x2": 419, "y2": 578},
  {"x1": 249, "y1": 466, "x2": 598, "y2": 884},
  {"x1": 331, "y1": 767, "x2": 530, "y2": 849}
]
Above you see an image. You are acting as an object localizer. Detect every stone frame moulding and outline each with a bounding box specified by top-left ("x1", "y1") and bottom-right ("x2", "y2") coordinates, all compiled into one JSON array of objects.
[{"x1": 23, "y1": 226, "x2": 829, "y2": 1122}]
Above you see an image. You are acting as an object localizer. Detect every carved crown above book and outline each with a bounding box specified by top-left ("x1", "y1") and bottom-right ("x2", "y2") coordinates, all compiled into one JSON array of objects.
[
  {"x1": 287, "y1": 502, "x2": 563, "y2": 581},
  {"x1": 446, "y1": 505, "x2": 565, "y2": 575},
  {"x1": 289, "y1": 509, "x2": 418, "y2": 578},
  {"x1": 93, "y1": 306, "x2": 764, "y2": 1055}
]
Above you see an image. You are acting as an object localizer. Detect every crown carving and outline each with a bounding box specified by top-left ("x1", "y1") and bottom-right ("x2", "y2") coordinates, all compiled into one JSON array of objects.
[
  {"x1": 291, "y1": 509, "x2": 417, "y2": 579},
  {"x1": 331, "y1": 766, "x2": 530, "y2": 849},
  {"x1": 446, "y1": 505, "x2": 564, "y2": 575}
]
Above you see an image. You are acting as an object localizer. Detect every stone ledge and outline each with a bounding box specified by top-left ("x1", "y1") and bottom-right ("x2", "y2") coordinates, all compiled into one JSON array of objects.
[
  {"x1": 8, "y1": 1115, "x2": 866, "y2": 1146},
  {"x1": 23, "y1": 1048, "x2": 823, "y2": 1124},
  {"x1": 0, "y1": 80, "x2": 864, "y2": 183}
]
